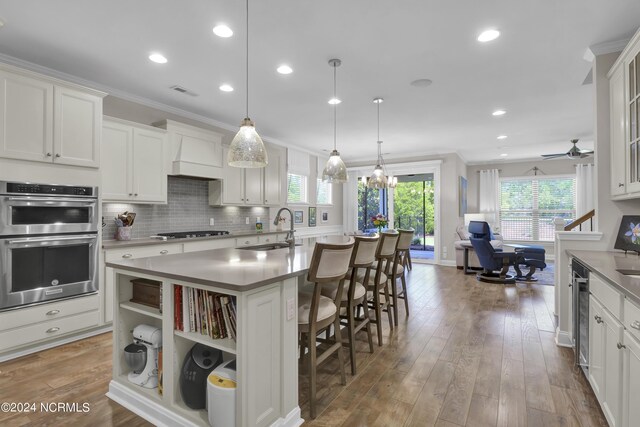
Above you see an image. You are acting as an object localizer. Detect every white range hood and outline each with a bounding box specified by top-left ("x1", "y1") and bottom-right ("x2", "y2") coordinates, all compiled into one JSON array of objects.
[{"x1": 153, "y1": 119, "x2": 225, "y2": 180}]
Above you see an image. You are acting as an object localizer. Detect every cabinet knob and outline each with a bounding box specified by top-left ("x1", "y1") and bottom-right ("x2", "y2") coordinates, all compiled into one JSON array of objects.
[
  {"x1": 128, "y1": 193, "x2": 133, "y2": 196},
  {"x1": 134, "y1": 193, "x2": 138, "y2": 196},
  {"x1": 617, "y1": 342, "x2": 627, "y2": 350},
  {"x1": 594, "y1": 315, "x2": 603, "y2": 324},
  {"x1": 619, "y1": 183, "x2": 625, "y2": 187},
  {"x1": 631, "y1": 320, "x2": 640, "y2": 330},
  {"x1": 46, "y1": 309, "x2": 60, "y2": 316},
  {"x1": 122, "y1": 253, "x2": 133, "y2": 259},
  {"x1": 46, "y1": 152, "x2": 52, "y2": 157},
  {"x1": 159, "y1": 250, "x2": 169, "y2": 255},
  {"x1": 245, "y1": 241, "x2": 250, "y2": 244},
  {"x1": 55, "y1": 153, "x2": 61, "y2": 158},
  {"x1": 46, "y1": 327, "x2": 60, "y2": 334}
]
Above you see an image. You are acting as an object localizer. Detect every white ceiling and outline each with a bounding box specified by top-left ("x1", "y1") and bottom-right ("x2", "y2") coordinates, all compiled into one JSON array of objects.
[{"x1": 0, "y1": 1, "x2": 639, "y2": 163}]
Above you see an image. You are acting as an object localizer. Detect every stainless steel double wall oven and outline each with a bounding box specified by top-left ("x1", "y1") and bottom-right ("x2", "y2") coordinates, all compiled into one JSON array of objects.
[{"x1": 0, "y1": 181, "x2": 99, "y2": 311}]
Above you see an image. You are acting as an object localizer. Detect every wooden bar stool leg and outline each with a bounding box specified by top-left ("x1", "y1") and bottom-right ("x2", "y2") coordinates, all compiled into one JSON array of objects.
[
  {"x1": 347, "y1": 305, "x2": 357, "y2": 375},
  {"x1": 333, "y1": 316, "x2": 347, "y2": 385},
  {"x1": 401, "y1": 273, "x2": 409, "y2": 317},
  {"x1": 391, "y1": 274, "x2": 399, "y2": 326},
  {"x1": 309, "y1": 330, "x2": 317, "y2": 419},
  {"x1": 373, "y1": 294, "x2": 383, "y2": 346},
  {"x1": 384, "y1": 282, "x2": 394, "y2": 330},
  {"x1": 361, "y1": 302, "x2": 374, "y2": 353}
]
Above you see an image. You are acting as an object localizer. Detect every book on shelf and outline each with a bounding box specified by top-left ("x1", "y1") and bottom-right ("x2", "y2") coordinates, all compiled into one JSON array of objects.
[{"x1": 174, "y1": 285, "x2": 237, "y2": 342}]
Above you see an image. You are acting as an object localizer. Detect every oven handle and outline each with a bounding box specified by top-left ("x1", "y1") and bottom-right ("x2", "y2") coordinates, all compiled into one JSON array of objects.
[
  {"x1": 7, "y1": 235, "x2": 98, "y2": 245},
  {"x1": 6, "y1": 197, "x2": 96, "y2": 204}
]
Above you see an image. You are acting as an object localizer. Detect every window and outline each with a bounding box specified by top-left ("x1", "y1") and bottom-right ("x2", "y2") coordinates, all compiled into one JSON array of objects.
[
  {"x1": 357, "y1": 178, "x2": 387, "y2": 231},
  {"x1": 316, "y1": 179, "x2": 332, "y2": 205},
  {"x1": 499, "y1": 176, "x2": 575, "y2": 241},
  {"x1": 287, "y1": 173, "x2": 308, "y2": 204}
]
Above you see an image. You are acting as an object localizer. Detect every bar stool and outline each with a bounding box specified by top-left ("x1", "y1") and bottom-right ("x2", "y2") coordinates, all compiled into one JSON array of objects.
[
  {"x1": 299, "y1": 240, "x2": 354, "y2": 419},
  {"x1": 388, "y1": 228, "x2": 413, "y2": 325},
  {"x1": 359, "y1": 230, "x2": 399, "y2": 345},
  {"x1": 321, "y1": 235, "x2": 378, "y2": 375}
]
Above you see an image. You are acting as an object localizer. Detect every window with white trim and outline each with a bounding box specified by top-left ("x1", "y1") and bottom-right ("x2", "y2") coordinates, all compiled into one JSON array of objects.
[
  {"x1": 316, "y1": 179, "x2": 332, "y2": 205},
  {"x1": 287, "y1": 173, "x2": 308, "y2": 204},
  {"x1": 499, "y1": 176, "x2": 576, "y2": 241}
]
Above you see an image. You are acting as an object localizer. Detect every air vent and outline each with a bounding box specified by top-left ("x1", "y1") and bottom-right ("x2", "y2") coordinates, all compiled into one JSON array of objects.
[{"x1": 170, "y1": 85, "x2": 199, "y2": 96}]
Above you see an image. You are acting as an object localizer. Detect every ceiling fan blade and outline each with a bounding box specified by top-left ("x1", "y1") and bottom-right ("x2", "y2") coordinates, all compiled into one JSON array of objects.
[
  {"x1": 579, "y1": 149, "x2": 594, "y2": 154},
  {"x1": 541, "y1": 153, "x2": 567, "y2": 159},
  {"x1": 579, "y1": 153, "x2": 593, "y2": 158}
]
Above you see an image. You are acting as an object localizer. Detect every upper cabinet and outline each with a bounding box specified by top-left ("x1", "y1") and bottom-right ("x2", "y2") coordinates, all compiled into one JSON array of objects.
[
  {"x1": 153, "y1": 119, "x2": 224, "y2": 180},
  {"x1": 209, "y1": 142, "x2": 285, "y2": 206},
  {"x1": 102, "y1": 118, "x2": 168, "y2": 204},
  {"x1": 610, "y1": 28, "x2": 640, "y2": 199},
  {"x1": 0, "y1": 65, "x2": 104, "y2": 168}
]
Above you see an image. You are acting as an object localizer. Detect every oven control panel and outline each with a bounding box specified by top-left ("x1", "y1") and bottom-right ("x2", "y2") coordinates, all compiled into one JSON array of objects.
[{"x1": 3, "y1": 182, "x2": 96, "y2": 197}]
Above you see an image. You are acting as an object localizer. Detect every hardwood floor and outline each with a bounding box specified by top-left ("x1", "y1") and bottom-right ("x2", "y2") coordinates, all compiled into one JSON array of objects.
[{"x1": 0, "y1": 264, "x2": 607, "y2": 427}]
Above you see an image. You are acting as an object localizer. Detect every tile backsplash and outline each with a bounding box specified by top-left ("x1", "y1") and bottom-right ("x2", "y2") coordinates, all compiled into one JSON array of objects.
[{"x1": 102, "y1": 176, "x2": 269, "y2": 240}]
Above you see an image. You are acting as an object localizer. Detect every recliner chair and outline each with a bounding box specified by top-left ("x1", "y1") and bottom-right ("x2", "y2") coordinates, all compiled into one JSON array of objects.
[{"x1": 468, "y1": 221, "x2": 517, "y2": 284}]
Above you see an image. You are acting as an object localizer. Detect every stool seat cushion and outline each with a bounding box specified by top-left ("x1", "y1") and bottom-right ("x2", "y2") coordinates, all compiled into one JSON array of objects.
[
  {"x1": 298, "y1": 292, "x2": 337, "y2": 325},
  {"x1": 356, "y1": 269, "x2": 387, "y2": 287},
  {"x1": 321, "y1": 280, "x2": 366, "y2": 302}
]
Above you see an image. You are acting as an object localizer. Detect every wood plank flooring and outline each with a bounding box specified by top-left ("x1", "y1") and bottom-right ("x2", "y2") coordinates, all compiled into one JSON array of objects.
[{"x1": 0, "y1": 264, "x2": 607, "y2": 427}]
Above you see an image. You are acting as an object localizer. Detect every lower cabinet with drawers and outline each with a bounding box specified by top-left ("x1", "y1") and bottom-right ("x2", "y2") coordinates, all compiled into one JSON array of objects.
[
  {"x1": 587, "y1": 272, "x2": 640, "y2": 427},
  {"x1": 0, "y1": 293, "x2": 101, "y2": 360}
]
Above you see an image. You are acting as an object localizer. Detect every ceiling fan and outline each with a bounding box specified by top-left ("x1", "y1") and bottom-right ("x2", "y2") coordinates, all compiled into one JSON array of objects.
[{"x1": 541, "y1": 139, "x2": 594, "y2": 160}]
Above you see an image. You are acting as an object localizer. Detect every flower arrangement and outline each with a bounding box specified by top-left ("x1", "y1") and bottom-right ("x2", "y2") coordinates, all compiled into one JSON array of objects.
[
  {"x1": 371, "y1": 213, "x2": 388, "y2": 233},
  {"x1": 625, "y1": 222, "x2": 640, "y2": 244}
]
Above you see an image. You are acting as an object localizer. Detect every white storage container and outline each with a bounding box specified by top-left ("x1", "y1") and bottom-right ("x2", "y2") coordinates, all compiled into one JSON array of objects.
[{"x1": 207, "y1": 359, "x2": 237, "y2": 427}]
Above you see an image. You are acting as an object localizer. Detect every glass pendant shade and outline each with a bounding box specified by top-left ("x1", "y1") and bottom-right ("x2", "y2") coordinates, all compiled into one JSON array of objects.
[
  {"x1": 228, "y1": 118, "x2": 268, "y2": 168},
  {"x1": 322, "y1": 149, "x2": 348, "y2": 183},
  {"x1": 368, "y1": 164, "x2": 388, "y2": 189}
]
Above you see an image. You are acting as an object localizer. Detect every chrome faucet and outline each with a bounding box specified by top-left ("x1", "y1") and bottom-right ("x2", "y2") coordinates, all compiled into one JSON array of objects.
[{"x1": 274, "y1": 207, "x2": 296, "y2": 249}]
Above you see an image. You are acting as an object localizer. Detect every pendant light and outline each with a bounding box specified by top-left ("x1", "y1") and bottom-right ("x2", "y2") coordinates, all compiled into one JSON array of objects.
[
  {"x1": 368, "y1": 98, "x2": 388, "y2": 189},
  {"x1": 227, "y1": 0, "x2": 268, "y2": 168},
  {"x1": 322, "y1": 59, "x2": 348, "y2": 183}
]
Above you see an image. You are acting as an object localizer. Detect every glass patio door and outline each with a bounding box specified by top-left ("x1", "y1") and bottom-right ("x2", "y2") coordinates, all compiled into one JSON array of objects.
[{"x1": 392, "y1": 174, "x2": 435, "y2": 261}]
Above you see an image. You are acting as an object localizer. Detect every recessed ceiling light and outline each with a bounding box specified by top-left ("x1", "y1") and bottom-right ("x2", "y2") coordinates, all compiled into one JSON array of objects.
[
  {"x1": 328, "y1": 98, "x2": 341, "y2": 105},
  {"x1": 213, "y1": 25, "x2": 233, "y2": 38},
  {"x1": 148, "y1": 53, "x2": 167, "y2": 64},
  {"x1": 410, "y1": 79, "x2": 433, "y2": 87},
  {"x1": 497, "y1": 135, "x2": 508, "y2": 140},
  {"x1": 219, "y1": 84, "x2": 234, "y2": 92},
  {"x1": 478, "y1": 29, "x2": 500, "y2": 42},
  {"x1": 277, "y1": 65, "x2": 293, "y2": 75},
  {"x1": 373, "y1": 98, "x2": 384, "y2": 104},
  {"x1": 500, "y1": 153, "x2": 508, "y2": 157},
  {"x1": 0, "y1": 19, "x2": 4, "y2": 28},
  {"x1": 492, "y1": 109, "x2": 506, "y2": 116}
]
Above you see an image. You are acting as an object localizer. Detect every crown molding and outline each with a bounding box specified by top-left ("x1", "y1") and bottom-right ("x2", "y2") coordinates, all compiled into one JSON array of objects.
[{"x1": 584, "y1": 38, "x2": 630, "y2": 62}]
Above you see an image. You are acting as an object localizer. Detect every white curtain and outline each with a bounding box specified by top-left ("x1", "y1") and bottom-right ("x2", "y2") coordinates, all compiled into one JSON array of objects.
[
  {"x1": 343, "y1": 171, "x2": 359, "y2": 234},
  {"x1": 575, "y1": 163, "x2": 595, "y2": 217},
  {"x1": 478, "y1": 169, "x2": 500, "y2": 215}
]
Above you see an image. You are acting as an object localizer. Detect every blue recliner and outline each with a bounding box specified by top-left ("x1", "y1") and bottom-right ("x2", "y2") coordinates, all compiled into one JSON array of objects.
[{"x1": 468, "y1": 221, "x2": 517, "y2": 284}]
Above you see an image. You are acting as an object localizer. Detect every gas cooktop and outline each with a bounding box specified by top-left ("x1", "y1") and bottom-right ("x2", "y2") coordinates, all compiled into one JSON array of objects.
[{"x1": 156, "y1": 231, "x2": 230, "y2": 239}]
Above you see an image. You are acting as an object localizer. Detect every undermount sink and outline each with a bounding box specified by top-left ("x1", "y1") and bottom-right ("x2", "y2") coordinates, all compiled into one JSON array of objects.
[
  {"x1": 238, "y1": 242, "x2": 302, "y2": 251},
  {"x1": 616, "y1": 269, "x2": 640, "y2": 279}
]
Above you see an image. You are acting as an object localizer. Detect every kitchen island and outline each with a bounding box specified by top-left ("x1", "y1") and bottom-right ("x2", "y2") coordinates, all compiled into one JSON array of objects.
[{"x1": 105, "y1": 235, "x2": 352, "y2": 427}]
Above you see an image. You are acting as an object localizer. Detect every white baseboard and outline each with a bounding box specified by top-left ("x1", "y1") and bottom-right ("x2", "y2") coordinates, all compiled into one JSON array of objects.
[
  {"x1": 108, "y1": 380, "x2": 304, "y2": 427},
  {"x1": 438, "y1": 259, "x2": 457, "y2": 267},
  {"x1": 555, "y1": 328, "x2": 573, "y2": 348},
  {"x1": 107, "y1": 381, "x2": 196, "y2": 427},
  {"x1": 0, "y1": 324, "x2": 112, "y2": 363}
]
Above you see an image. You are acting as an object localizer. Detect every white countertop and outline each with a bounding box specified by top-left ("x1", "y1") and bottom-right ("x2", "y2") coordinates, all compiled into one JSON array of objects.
[{"x1": 105, "y1": 235, "x2": 353, "y2": 291}]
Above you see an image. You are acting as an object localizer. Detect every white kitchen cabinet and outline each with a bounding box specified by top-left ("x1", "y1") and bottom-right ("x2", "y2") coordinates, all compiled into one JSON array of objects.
[
  {"x1": 264, "y1": 143, "x2": 285, "y2": 205},
  {"x1": 610, "y1": 63, "x2": 627, "y2": 196},
  {"x1": 622, "y1": 330, "x2": 640, "y2": 427},
  {"x1": 210, "y1": 143, "x2": 285, "y2": 206},
  {"x1": 609, "y1": 27, "x2": 640, "y2": 199},
  {"x1": 601, "y1": 304, "x2": 624, "y2": 427},
  {"x1": 0, "y1": 66, "x2": 104, "y2": 167},
  {"x1": 102, "y1": 118, "x2": 168, "y2": 204},
  {"x1": 209, "y1": 145, "x2": 265, "y2": 206},
  {"x1": 589, "y1": 296, "x2": 605, "y2": 400}
]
